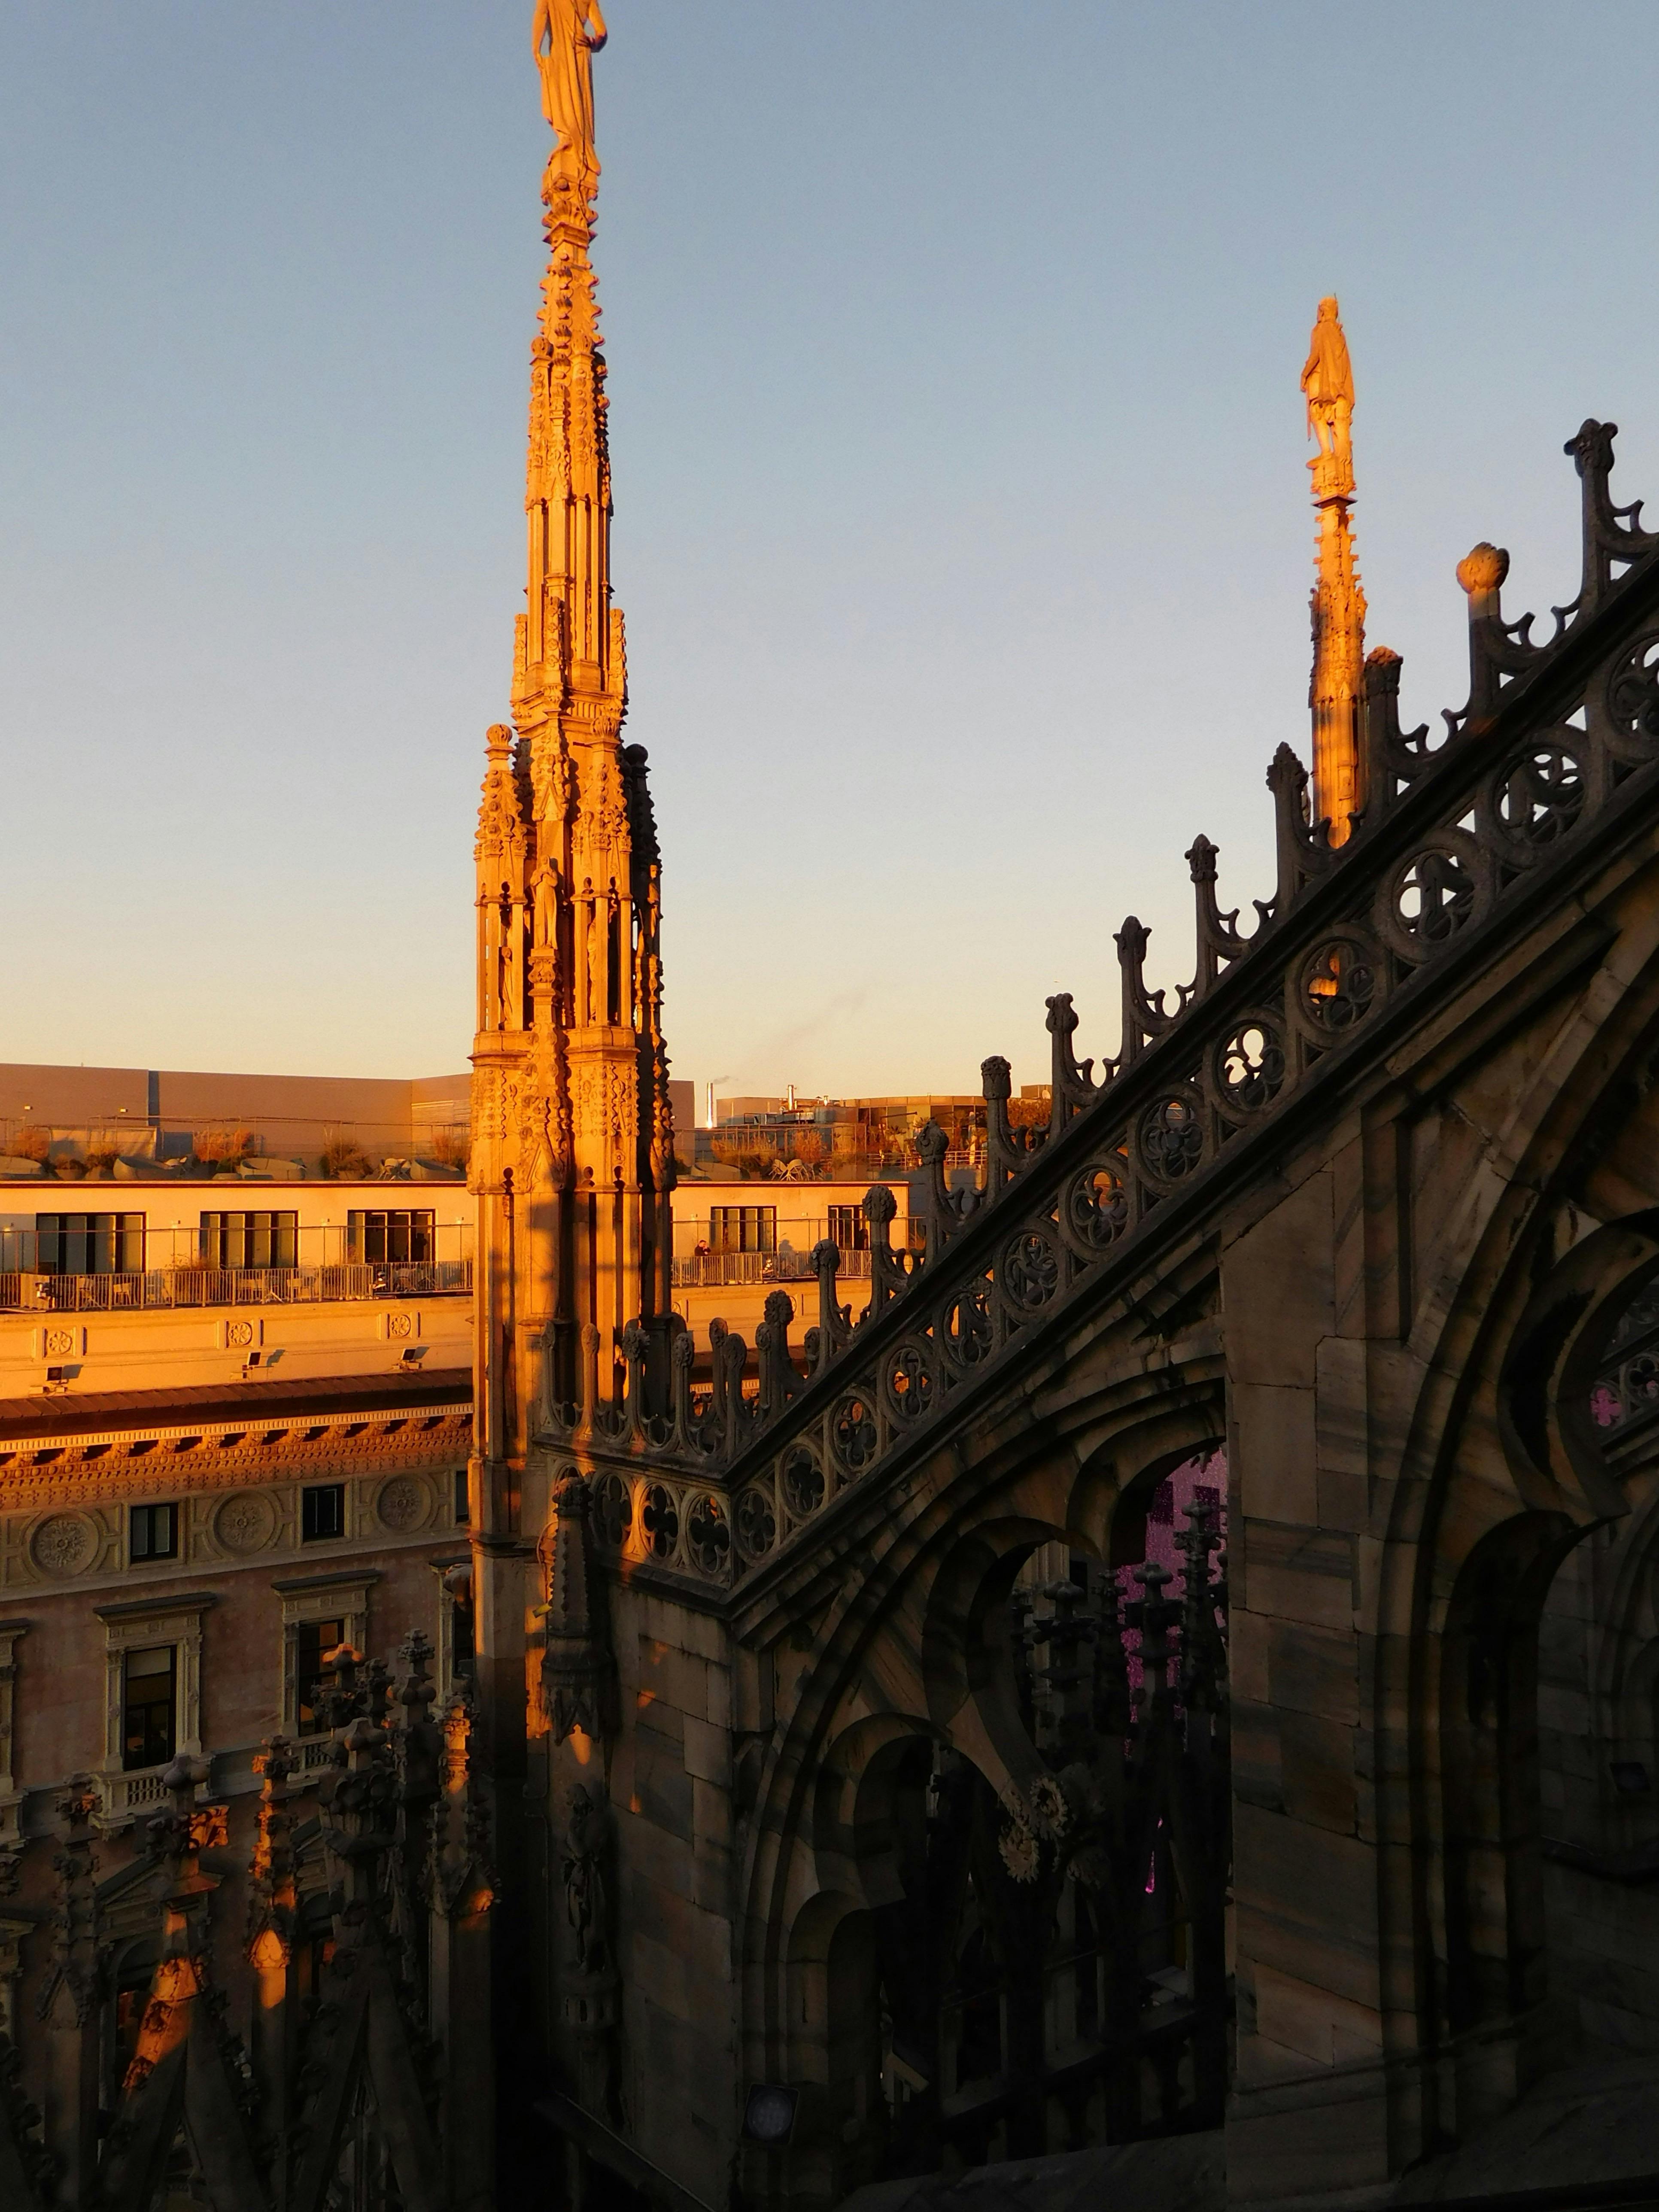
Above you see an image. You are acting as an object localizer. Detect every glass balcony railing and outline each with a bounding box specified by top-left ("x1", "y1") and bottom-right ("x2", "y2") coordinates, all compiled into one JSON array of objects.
[{"x1": 0, "y1": 1258, "x2": 472, "y2": 1313}]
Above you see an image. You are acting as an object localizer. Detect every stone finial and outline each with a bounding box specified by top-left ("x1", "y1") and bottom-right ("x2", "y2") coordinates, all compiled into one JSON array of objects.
[
  {"x1": 1456, "y1": 541, "x2": 1510, "y2": 598},
  {"x1": 1565, "y1": 418, "x2": 1617, "y2": 479},
  {"x1": 1460, "y1": 542, "x2": 1513, "y2": 602},
  {"x1": 1185, "y1": 835, "x2": 1218, "y2": 886}
]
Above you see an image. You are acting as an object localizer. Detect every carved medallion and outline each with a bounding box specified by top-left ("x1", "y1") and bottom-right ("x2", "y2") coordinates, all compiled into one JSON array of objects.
[
  {"x1": 42, "y1": 1326, "x2": 76, "y2": 1359},
  {"x1": 735, "y1": 1486, "x2": 778, "y2": 1562},
  {"x1": 884, "y1": 1341, "x2": 936, "y2": 1424},
  {"x1": 1002, "y1": 1228, "x2": 1062, "y2": 1309},
  {"x1": 640, "y1": 1484, "x2": 679, "y2": 1561},
  {"x1": 1376, "y1": 831, "x2": 1488, "y2": 962},
  {"x1": 831, "y1": 1394, "x2": 879, "y2": 1473},
  {"x1": 685, "y1": 1495, "x2": 730, "y2": 1579},
  {"x1": 1136, "y1": 1097, "x2": 1205, "y2": 1186},
  {"x1": 781, "y1": 1447, "x2": 824, "y2": 1519},
  {"x1": 225, "y1": 1319, "x2": 255, "y2": 1350},
  {"x1": 592, "y1": 1471, "x2": 632, "y2": 1549},
  {"x1": 1291, "y1": 933, "x2": 1382, "y2": 1039},
  {"x1": 215, "y1": 1492, "x2": 277, "y2": 1555},
  {"x1": 376, "y1": 1477, "x2": 424, "y2": 1532},
  {"x1": 1493, "y1": 744, "x2": 1585, "y2": 848},
  {"x1": 1065, "y1": 1163, "x2": 1132, "y2": 1250},
  {"x1": 31, "y1": 1515, "x2": 95, "y2": 1579},
  {"x1": 1213, "y1": 1020, "x2": 1287, "y2": 1115}
]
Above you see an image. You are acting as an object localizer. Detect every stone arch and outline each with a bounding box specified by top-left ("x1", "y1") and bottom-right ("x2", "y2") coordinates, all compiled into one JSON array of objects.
[
  {"x1": 1377, "y1": 975, "x2": 1659, "y2": 2149},
  {"x1": 1270, "y1": 907, "x2": 1659, "y2": 2187},
  {"x1": 784, "y1": 1883, "x2": 886, "y2": 2211},
  {"x1": 1437, "y1": 1508, "x2": 1585, "y2": 2121},
  {"x1": 740, "y1": 1349, "x2": 1234, "y2": 2193}
]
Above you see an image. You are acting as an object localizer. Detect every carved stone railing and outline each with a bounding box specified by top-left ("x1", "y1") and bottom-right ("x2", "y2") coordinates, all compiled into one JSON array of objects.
[{"x1": 540, "y1": 420, "x2": 1659, "y2": 1591}]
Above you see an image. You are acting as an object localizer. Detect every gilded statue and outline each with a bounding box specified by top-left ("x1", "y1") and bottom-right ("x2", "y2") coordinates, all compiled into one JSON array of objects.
[
  {"x1": 533, "y1": 0, "x2": 609, "y2": 176},
  {"x1": 1301, "y1": 295, "x2": 1354, "y2": 460}
]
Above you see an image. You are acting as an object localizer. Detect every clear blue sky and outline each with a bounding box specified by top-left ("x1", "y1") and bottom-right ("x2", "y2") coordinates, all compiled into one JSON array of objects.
[{"x1": 3, "y1": 3, "x2": 1656, "y2": 1105}]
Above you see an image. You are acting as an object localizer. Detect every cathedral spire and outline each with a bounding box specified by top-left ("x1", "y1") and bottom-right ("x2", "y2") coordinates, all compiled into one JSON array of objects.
[
  {"x1": 471, "y1": 6, "x2": 672, "y2": 1511},
  {"x1": 1301, "y1": 296, "x2": 1366, "y2": 845}
]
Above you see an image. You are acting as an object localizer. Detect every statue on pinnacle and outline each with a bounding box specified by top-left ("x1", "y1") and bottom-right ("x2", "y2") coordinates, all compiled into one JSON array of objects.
[
  {"x1": 1301, "y1": 295, "x2": 1354, "y2": 464},
  {"x1": 534, "y1": 0, "x2": 609, "y2": 180}
]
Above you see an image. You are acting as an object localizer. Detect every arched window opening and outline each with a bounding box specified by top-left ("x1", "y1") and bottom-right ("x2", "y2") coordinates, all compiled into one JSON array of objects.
[{"x1": 848, "y1": 1477, "x2": 1231, "y2": 2179}]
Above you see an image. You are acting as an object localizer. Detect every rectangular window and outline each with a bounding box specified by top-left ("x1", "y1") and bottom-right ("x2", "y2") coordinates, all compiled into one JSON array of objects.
[
  {"x1": 347, "y1": 1210, "x2": 434, "y2": 1265},
  {"x1": 122, "y1": 1644, "x2": 176, "y2": 1770},
  {"x1": 454, "y1": 1468, "x2": 470, "y2": 1526},
  {"x1": 129, "y1": 1503, "x2": 178, "y2": 1562},
  {"x1": 301, "y1": 1484, "x2": 345, "y2": 1543},
  {"x1": 295, "y1": 1615, "x2": 345, "y2": 1735},
  {"x1": 35, "y1": 1212, "x2": 145, "y2": 1275},
  {"x1": 709, "y1": 1206, "x2": 776, "y2": 1255},
  {"x1": 826, "y1": 1203, "x2": 870, "y2": 1253},
  {"x1": 199, "y1": 1210, "x2": 297, "y2": 1269}
]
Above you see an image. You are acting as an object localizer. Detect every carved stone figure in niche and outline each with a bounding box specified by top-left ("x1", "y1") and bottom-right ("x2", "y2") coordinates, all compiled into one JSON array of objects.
[
  {"x1": 580, "y1": 879, "x2": 598, "y2": 1024},
  {"x1": 533, "y1": 862, "x2": 559, "y2": 954},
  {"x1": 495, "y1": 881, "x2": 515, "y2": 1027},
  {"x1": 1301, "y1": 295, "x2": 1353, "y2": 459},
  {"x1": 562, "y1": 1782, "x2": 610, "y2": 1973},
  {"x1": 534, "y1": 0, "x2": 609, "y2": 177}
]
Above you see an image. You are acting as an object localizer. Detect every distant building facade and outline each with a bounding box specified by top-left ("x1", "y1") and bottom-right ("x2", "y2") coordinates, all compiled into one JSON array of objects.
[{"x1": 0, "y1": 1069, "x2": 485, "y2": 2208}]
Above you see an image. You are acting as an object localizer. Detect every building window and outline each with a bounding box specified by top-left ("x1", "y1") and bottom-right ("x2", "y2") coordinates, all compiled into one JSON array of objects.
[
  {"x1": 35, "y1": 1212, "x2": 144, "y2": 1275},
  {"x1": 826, "y1": 1203, "x2": 871, "y2": 1253},
  {"x1": 274, "y1": 1571, "x2": 376, "y2": 1737},
  {"x1": 454, "y1": 1468, "x2": 470, "y2": 1526},
  {"x1": 199, "y1": 1210, "x2": 297, "y2": 1268},
  {"x1": 710, "y1": 1206, "x2": 776, "y2": 1255},
  {"x1": 301, "y1": 1485, "x2": 345, "y2": 1543},
  {"x1": 294, "y1": 1615, "x2": 344, "y2": 1734},
  {"x1": 122, "y1": 1644, "x2": 176, "y2": 1770},
  {"x1": 129, "y1": 1503, "x2": 178, "y2": 1562},
  {"x1": 348, "y1": 1210, "x2": 434, "y2": 1265},
  {"x1": 95, "y1": 1595, "x2": 212, "y2": 1796}
]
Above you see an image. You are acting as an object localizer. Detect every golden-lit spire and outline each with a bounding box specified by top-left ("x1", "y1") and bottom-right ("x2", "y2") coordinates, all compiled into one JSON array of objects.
[
  {"x1": 1301, "y1": 296, "x2": 1366, "y2": 844},
  {"x1": 471, "y1": 5, "x2": 672, "y2": 1495}
]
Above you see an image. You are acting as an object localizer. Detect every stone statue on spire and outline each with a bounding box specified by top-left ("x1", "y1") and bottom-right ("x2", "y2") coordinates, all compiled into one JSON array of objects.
[
  {"x1": 1301, "y1": 295, "x2": 1354, "y2": 463},
  {"x1": 533, "y1": 0, "x2": 609, "y2": 179}
]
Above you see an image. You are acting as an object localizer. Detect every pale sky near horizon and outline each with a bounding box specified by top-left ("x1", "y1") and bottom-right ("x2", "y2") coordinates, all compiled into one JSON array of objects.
[{"x1": 3, "y1": 3, "x2": 1657, "y2": 1107}]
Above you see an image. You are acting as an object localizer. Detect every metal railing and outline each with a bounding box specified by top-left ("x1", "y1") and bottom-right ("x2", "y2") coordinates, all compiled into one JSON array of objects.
[
  {"x1": 671, "y1": 1248, "x2": 875, "y2": 1290},
  {"x1": 0, "y1": 1259, "x2": 472, "y2": 1313},
  {"x1": 670, "y1": 1212, "x2": 924, "y2": 1292}
]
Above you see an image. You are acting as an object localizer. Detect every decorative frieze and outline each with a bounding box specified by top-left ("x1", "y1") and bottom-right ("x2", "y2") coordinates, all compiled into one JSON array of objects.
[{"x1": 0, "y1": 1460, "x2": 460, "y2": 1595}]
